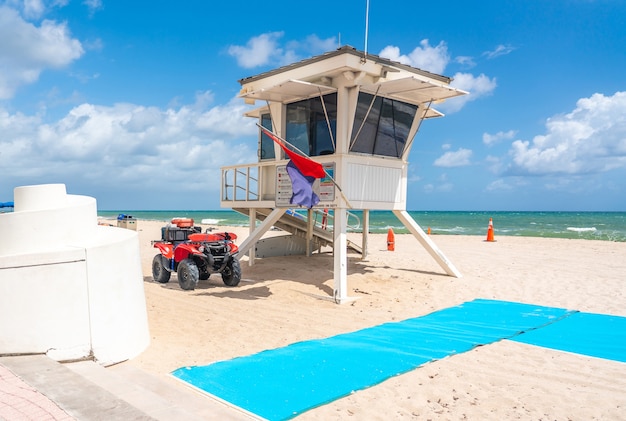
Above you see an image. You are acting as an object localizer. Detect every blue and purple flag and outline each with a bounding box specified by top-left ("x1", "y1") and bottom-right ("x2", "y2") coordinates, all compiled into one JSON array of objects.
[
  {"x1": 260, "y1": 126, "x2": 326, "y2": 208},
  {"x1": 286, "y1": 160, "x2": 320, "y2": 208}
]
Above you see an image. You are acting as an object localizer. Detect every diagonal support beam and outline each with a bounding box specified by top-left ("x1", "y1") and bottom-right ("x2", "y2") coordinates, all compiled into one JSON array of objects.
[
  {"x1": 237, "y1": 208, "x2": 287, "y2": 258},
  {"x1": 392, "y1": 209, "x2": 462, "y2": 278}
]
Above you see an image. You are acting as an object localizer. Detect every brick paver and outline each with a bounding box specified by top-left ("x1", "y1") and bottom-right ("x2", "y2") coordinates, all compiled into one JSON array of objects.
[{"x1": 0, "y1": 364, "x2": 74, "y2": 421}]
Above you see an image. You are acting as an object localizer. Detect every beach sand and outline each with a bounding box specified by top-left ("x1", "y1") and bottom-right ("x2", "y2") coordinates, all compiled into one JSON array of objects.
[{"x1": 121, "y1": 219, "x2": 626, "y2": 420}]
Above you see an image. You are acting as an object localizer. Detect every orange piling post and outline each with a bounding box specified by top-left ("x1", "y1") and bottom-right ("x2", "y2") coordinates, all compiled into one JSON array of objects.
[
  {"x1": 486, "y1": 218, "x2": 495, "y2": 242},
  {"x1": 387, "y1": 228, "x2": 395, "y2": 251}
]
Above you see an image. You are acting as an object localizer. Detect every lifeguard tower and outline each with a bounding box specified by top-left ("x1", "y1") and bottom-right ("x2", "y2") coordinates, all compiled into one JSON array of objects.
[{"x1": 221, "y1": 46, "x2": 467, "y2": 303}]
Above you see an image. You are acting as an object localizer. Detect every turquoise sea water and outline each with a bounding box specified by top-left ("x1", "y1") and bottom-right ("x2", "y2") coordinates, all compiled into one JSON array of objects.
[{"x1": 98, "y1": 210, "x2": 626, "y2": 242}]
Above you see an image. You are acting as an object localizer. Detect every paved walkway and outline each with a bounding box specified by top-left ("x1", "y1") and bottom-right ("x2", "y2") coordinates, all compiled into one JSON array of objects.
[
  {"x1": 0, "y1": 355, "x2": 252, "y2": 421},
  {"x1": 0, "y1": 364, "x2": 74, "y2": 421}
]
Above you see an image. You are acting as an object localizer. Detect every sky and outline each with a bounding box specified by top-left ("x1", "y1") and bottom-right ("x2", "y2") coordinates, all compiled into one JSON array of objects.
[{"x1": 1, "y1": 0, "x2": 625, "y2": 211}]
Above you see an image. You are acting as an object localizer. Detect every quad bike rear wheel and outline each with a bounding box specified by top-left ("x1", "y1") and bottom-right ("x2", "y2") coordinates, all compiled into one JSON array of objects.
[
  {"x1": 221, "y1": 258, "x2": 242, "y2": 287},
  {"x1": 178, "y1": 258, "x2": 199, "y2": 290},
  {"x1": 152, "y1": 254, "x2": 171, "y2": 283}
]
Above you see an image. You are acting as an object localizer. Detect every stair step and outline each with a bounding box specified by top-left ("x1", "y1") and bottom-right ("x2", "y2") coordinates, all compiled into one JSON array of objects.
[{"x1": 1, "y1": 355, "x2": 153, "y2": 420}]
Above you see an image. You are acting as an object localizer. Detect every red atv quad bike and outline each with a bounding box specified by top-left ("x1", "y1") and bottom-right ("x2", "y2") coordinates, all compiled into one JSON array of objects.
[{"x1": 152, "y1": 218, "x2": 241, "y2": 290}]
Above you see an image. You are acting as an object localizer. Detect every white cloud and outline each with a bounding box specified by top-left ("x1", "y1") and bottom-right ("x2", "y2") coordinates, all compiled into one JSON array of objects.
[
  {"x1": 23, "y1": 0, "x2": 46, "y2": 18},
  {"x1": 433, "y1": 147, "x2": 473, "y2": 167},
  {"x1": 436, "y1": 173, "x2": 453, "y2": 192},
  {"x1": 508, "y1": 91, "x2": 626, "y2": 175},
  {"x1": 195, "y1": 99, "x2": 258, "y2": 137},
  {"x1": 483, "y1": 44, "x2": 515, "y2": 59},
  {"x1": 379, "y1": 39, "x2": 449, "y2": 74},
  {"x1": 378, "y1": 40, "x2": 496, "y2": 113},
  {"x1": 407, "y1": 167, "x2": 421, "y2": 183},
  {"x1": 423, "y1": 173, "x2": 453, "y2": 193},
  {"x1": 69, "y1": 71, "x2": 100, "y2": 84},
  {"x1": 483, "y1": 129, "x2": 516, "y2": 146},
  {"x1": 0, "y1": 94, "x2": 258, "y2": 204},
  {"x1": 485, "y1": 155, "x2": 504, "y2": 174},
  {"x1": 486, "y1": 179, "x2": 513, "y2": 191},
  {"x1": 455, "y1": 55, "x2": 476, "y2": 68},
  {"x1": 83, "y1": 37, "x2": 103, "y2": 51},
  {"x1": 437, "y1": 182, "x2": 454, "y2": 192},
  {"x1": 439, "y1": 72, "x2": 497, "y2": 113},
  {"x1": 288, "y1": 34, "x2": 338, "y2": 56},
  {"x1": 9, "y1": 0, "x2": 70, "y2": 19},
  {"x1": 0, "y1": 5, "x2": 84, "y2": 99},
  {"x1": 228, "y1": 32, "x2": 337, "y2": 69},
  {"x1": 228, "y1": 32, "x2": 284, "y2": 68},
  {"x1": 83, "y1": 0, "x2": 102, "y2": 17}
]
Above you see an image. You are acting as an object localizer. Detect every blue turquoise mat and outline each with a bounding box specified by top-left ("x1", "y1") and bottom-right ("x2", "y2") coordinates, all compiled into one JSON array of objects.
[
  {"x1": 512, "y1": 311, "x2": 626, "y2": 362},
  {"x1": 172, "y1": 299, "x2": 573, "y2": 420}
]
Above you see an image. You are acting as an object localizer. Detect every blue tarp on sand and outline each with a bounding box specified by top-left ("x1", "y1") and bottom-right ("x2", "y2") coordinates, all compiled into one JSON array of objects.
[
  {"x1": 172, "y1": 299, "x2": 575, "y2": 420},
  {"x1": 511, "y1": 311, "x2": 626, "y2": 363}
]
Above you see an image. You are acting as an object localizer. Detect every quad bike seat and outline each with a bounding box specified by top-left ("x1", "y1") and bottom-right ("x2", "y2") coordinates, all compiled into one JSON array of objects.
[{"x1": 188, "y1": 232, "x2": 237, "y2": 243}]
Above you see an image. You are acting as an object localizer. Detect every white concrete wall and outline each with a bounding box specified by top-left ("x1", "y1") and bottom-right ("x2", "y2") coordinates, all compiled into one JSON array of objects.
[
  {"x1": 0, "y1": 248, "x2": 91, "y2": 357},
  {"x1": 0, "y1": 184, "x2": 150, "y2": 366},
  {"x1": 83, "y1": 226, "x2": 149, "y2": 364}
]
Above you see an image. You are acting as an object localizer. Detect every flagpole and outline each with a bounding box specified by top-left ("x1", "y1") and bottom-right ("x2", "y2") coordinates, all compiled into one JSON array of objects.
[{"x1": 256, "y1": 123, "x2": 354, "y2": 209}]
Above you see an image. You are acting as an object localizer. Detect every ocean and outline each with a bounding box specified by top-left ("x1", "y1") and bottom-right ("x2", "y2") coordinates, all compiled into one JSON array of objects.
[{"x1": 97, "y1": 210, "x2": 626, "y2": 242}]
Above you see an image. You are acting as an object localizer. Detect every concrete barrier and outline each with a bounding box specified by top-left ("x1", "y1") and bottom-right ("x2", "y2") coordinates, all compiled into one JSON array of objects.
[{"x1": 0, "y1": 184, "x2": 150, "y2": 366}]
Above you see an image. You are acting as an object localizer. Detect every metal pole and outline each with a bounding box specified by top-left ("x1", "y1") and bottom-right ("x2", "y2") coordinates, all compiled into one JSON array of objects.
[{"x1": 364, "y1": 0, "x2": 369, "y2": 59}]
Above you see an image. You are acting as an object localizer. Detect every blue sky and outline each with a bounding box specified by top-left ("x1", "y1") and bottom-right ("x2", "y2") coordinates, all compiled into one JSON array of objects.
[{"x1": 1, "y1": 0, "x2": 625, "y2": 211}]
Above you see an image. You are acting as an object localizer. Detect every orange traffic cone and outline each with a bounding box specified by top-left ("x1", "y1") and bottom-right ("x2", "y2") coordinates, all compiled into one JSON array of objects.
[
  {"x1": 387, "y1": 228, "x2": 395, "y2": 251},
  {"x1": 486, "y1": 218, "x2": 495, "y2": 242}
]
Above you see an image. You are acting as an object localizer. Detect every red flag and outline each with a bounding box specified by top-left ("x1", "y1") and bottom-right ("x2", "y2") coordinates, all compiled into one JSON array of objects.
[{"x1": 260, "y1": 126, "x2": 326, "y2": 178}]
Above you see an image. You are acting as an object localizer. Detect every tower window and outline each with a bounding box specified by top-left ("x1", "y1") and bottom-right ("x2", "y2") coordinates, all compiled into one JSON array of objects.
[
  {"x1": 350, "y1": 93, "x2": 417, "y2": 158},
  {"x1": 259, "y1": 113, "x2": 276, "y2": 160},
  {"x1": 285, "y1": 93, "x2": 337, "y2": 157}
]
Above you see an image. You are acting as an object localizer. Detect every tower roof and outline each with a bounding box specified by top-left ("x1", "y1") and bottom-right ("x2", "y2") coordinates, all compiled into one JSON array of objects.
[
  {"x1": 238, "y1": 45, "x2": 466, "y2": 108},
  {"x1": 239, "y1": 45, "x2": 453, "y2": 86}
]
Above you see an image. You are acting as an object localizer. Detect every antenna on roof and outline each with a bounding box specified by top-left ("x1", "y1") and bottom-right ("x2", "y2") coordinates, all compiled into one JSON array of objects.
[{"x1": 363, "y1": 0, "x2": 370, "y2": 61}]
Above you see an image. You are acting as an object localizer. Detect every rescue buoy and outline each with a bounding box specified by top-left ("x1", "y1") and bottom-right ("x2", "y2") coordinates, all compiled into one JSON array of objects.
[
  {"x1": 171, "y1": 218, "x2": 194, "y2": 228},
  {"x1": 387, "y1": 228, "x2": 395, "y2": 251}
]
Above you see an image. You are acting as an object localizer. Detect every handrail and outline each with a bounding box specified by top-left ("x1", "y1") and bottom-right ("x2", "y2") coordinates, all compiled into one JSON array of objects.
[{"x1": 222, "y1": 164, "x2": 264, "y2": 202}]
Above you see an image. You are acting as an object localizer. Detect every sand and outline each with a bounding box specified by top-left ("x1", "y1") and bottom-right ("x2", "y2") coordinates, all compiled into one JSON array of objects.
[{"x1": 121, "y1": 219, "x2": 626, "y2": 420}]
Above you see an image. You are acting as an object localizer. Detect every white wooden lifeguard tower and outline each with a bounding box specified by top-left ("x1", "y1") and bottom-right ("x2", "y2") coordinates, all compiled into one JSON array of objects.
[{"x1": 221, "y1": 46, "x2": 467, "y2": 303}]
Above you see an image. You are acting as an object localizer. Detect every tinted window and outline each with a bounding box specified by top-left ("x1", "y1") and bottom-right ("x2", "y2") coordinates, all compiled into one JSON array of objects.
[
  {"x1": 350, "y1": 93, "x2": 418, "y2": 158},
  {"x1": 286, "y1": 93, "x2": 337, "y2": 157},
  {"x1": 259, "y1": 113, "x2": 275, "y2": 160}
]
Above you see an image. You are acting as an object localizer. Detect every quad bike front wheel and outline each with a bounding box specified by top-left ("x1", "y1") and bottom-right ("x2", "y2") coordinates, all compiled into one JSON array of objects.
[
  {"x1": 178, "y1": 258, "x2": 199, "y2": 290},
  {"x1": 221, "y1": 258, "x2": 242, "y2": 287},
  {"x1": 152, "y1": 254, "x2": 171, "y2": 284}
]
